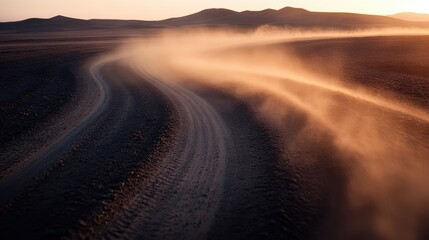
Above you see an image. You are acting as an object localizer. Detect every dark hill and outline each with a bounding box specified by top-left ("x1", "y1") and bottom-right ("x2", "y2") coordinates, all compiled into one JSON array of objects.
[{"x1": 159, "y1": 7, "x2": 419, "y2": 28}]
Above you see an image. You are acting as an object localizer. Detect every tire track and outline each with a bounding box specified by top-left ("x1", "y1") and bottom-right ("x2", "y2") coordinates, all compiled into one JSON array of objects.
[
  {"x1": 0, "y1": 55, "x2": 120, "y2": 206},
  {"x1": 96, "y1": 63, "x2": 232, "y2": 240}
]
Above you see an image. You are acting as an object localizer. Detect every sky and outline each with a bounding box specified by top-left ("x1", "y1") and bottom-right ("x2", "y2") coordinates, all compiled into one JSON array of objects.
[{"x1": 1, "y1": 0, "x2": 429, "y2": 22}]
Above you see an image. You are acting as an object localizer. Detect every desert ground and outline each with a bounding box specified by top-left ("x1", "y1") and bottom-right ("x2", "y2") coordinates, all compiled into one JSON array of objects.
[{"x1": 0, "y1": 28, "x2": 428, "y2": 240}]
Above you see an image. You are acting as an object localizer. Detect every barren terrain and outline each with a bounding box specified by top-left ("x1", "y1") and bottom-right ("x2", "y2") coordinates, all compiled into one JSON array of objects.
[{"x1": 0, "y1": 29, "x2": 428, "y2": 240}]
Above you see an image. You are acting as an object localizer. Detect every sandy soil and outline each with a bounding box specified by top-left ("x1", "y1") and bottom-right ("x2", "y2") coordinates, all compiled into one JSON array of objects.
[{"x1": 0, "y1": 34, "x2": 428, "y2": 240}]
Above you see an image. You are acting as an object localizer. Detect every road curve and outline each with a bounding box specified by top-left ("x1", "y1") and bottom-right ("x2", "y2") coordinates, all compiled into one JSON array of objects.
[
  {"x1": 0, "y1": 49, "x2": 247, "y2": 239},
  {"x1": 0, "y1": 43, "x2": 328, "y2": 240},
  {"x1": 0, "y1": 55, "x2": 119, "y2": 206}
]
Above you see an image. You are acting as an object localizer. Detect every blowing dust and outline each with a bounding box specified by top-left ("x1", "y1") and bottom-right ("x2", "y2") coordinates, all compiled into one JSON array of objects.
[{"x1": 120, "y1": 27, "x2": 429, "y2": 239}]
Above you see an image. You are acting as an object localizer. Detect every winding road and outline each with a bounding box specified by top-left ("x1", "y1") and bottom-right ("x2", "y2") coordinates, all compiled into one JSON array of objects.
[{"x1": 0, "y1": 43, "x2": 286, "y2": 239}]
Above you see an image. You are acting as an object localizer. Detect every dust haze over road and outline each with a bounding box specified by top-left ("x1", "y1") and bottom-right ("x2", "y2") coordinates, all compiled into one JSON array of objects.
[
  {"x1": 122, "y1": 28, "x2": 429, "y2": 239},
  {"x1": 1, "y1": 27, "x2": 429, "y2": 240}
]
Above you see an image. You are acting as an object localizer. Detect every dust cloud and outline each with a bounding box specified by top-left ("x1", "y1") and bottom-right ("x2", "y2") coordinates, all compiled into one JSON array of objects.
[{"x1": 121, "y1": 27, "x2": 429, "y2": 239}]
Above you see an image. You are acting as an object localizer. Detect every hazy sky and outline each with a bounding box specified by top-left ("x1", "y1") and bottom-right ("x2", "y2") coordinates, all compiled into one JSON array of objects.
[{"x1": 1, "y1": 0, "x2": 429, "y2": 21}]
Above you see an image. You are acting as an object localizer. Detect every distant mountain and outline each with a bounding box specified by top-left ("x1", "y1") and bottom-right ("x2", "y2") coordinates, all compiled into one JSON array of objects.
[
  {"x1": 0, "y1": 15, "x2": 158, "y2": 33},
  {"x1": 390, "y1": 12, "x2": 429, "y2": 22},
  {"x1": 159, "y1": 7, "x2": 412, "y2": 28},
  {"x1": 1, "y1": 7, "x2": 429, "y2": 33}
]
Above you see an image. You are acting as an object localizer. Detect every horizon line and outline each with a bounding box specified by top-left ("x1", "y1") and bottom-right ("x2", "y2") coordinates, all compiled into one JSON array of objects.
[{"x1": 1, "y1": 6, "x2": 428, "y2": 23}]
